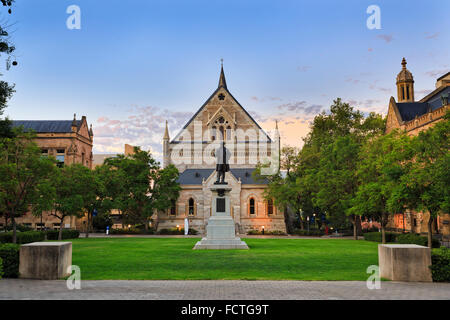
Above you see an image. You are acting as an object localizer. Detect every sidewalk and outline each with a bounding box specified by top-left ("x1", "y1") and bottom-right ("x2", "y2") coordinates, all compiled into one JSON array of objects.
[{"x1": 1, "y1": 279, "x2": 449, "y2": 300}]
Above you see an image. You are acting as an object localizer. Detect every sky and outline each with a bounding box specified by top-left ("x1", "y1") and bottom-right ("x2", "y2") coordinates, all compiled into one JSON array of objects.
[{"x1": 2, "y1": 0, "x2": 449, "y2": 161}]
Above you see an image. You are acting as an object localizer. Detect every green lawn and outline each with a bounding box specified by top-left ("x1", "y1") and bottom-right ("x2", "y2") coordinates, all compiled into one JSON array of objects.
[{"x1": 68, "y1": 238, "x2": 379, "y2": 280}]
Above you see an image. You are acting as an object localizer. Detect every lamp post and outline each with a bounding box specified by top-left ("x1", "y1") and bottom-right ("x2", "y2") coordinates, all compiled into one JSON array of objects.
[
  {"x1": 262, "y1": 226, "x2": 265, "y2": 235},
  {"x1": 307, "y1": 216, "x2": 310, "y2": 232}
]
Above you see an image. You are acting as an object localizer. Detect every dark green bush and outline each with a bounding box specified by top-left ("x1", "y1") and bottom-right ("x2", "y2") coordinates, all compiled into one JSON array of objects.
[
  {"x1": 293, "y1": 229, "x2": 324, "y2": 236},
  {"x1": 157, "y1": 228, "x2": 198, "y2": 235},
  {"x1": 0, "y1": 243, "x2": 20, "y2": 278},
  {"x1": 0, "y1": 257, "x2": 3, "y2": 279},
  {"x1": 0, "y1": 231, "x2": 45, "y2": 244},
  {"x1": 110, "y1": 228, "x2": 155, "y2": 235},
  {"x1": 45, "y1": 229, "x2": 80, "y2": 240},
  {"x1": 363, "y1": 231, "x2": 398, "y2": 243},
  {"x1": 5, "y1": 224, "x2": 34, "y2": 232},
  {"x1": 430, "y1": 247, "x2": 450, "y2": 282},
  {"x1": 397, "y1": 233, "x2": 440, "y2": 248},
  {"x1": 247, "y1": 230, "x2": 287, "y2": 235}
]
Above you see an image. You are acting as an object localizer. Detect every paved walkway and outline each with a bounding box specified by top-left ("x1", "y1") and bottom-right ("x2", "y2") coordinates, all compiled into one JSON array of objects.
[{"x1": 1, "y1": 279, "x2": 449, "y2": 300}]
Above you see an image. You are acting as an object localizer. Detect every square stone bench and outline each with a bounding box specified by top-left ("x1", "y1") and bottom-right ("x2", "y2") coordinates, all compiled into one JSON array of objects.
[
  {"x1": 19, "y1": 242, "x2": 72, "y2": 280},
  {"x1": 378, "y1": 244, "x2": 432, "y2": 282}
]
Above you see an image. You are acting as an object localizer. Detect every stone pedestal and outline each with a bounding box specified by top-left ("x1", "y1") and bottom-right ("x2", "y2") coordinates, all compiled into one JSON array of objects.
[
  {"x1": 378, "y1": 244, "x2": 432, "y2": 282},
  {"x1": 19, "y1": 242, "x2": 72, "y2": 280},
  {"x1": 194, "y1": 185, "x2": 248, "y2": 250}
]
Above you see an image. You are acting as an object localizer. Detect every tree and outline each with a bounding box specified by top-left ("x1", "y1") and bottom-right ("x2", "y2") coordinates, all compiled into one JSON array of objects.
[
  {"x1": 0, "y1": 128, "x2": 56, "y2": 243},
  {"x1": 349, "y1": 130, "x2": 413, "y2": 243},
  {"x1": 0, "y1": 0, "x2": 17, "y2": 138},
  {"x1": 398, "y1": 114, "x2": 450, "y2": 247},
  {"x1": 48, "y1": 164, "x2": 91, "y2": 240},
  {"x1": 103, "y1": 147, "x2": 180, "y2": 231}
]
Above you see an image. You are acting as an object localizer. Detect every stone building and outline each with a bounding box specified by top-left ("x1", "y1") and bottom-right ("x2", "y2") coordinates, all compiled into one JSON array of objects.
[
  {"x1": 6, "y1": 115, "x2": 94, "y2": 231},
  {"x1": 157, "y1": 65, "x2": 286, "y2": 234},
  {"x1": 385, "y1": 58, "x2": 450, "y2": 236}
]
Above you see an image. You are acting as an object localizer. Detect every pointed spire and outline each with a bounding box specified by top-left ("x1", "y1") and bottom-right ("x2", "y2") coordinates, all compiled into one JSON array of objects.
[
  {"x1": 163, "y1": 120, "x2": 170, "y2": 140},
  {"x1": 401, "y1": 57, "x2": 407, "y2": 69},
  {"x1": 218, "y1": 59, "x2": 227, "y2": 89},
  {"x1": 275, "y1": 120, "x2": 279, "y2": 131},
  {"x1": 71, "y1": 113, "x2": 77, "y2": 126}
]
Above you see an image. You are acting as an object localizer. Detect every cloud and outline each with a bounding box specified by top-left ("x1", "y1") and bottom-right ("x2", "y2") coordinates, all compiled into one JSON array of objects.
[
  {"x1": 345, "y1": 77, "x2": 361, "y2": 84},
  {"x1": 93, "y1": 106, "x2": 193, "y2": 160},
  {"x1": 250, "y1": 96, "x2": 282, "y2": 102},
  {"x1": 425, "y1": 69, "x2": 449, "y2": 78},
  {"x1": 368, "y1": 48, "x2": 373, "y2": 52},
  {"x1": 376, "y1": 34, "x2": 393, "y2": 43},
  {"x1": 277, "y1": 101, "x2": 323, "y2": 115},
  {"x1": 424, "y1": 32, "x2": 439, "y2": 39},
  {"x1": 297, "y1": 66, "x2": 311, "y2": 72}
]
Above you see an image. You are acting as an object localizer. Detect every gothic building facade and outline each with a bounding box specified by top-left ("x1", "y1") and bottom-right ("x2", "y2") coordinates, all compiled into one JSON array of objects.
[
  {"x1": 386, "y1": 58, "x2": 450, "y2": 236},
  {"x1": 158, "y1": 65, "x2": 286, "y2": 234}
]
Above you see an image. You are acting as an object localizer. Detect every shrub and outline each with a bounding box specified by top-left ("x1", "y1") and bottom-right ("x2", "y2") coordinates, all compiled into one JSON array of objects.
[
  {"x1": 293, "y1": 229, "x2": 324, "y2": 236},
  {"x1": 45, "y1": 229, "x2": 80, "y2": 240},
  {"x1": 0, "y1": 243, "x2": 20, "y2": 278},
  {"x1": 0, "y1": 231, "x2": 45, "y2": 244},
  {"x1": 0, "y1": 257, "x2": 3, "y2": 279},
  {"x1": 157, "y1": 228, "x2": 198, "y2": 235},
  {"x1": 363, "y1": 231, "x2": 398, "y2": 243},
  {"x1": 247, "y1": 230, "x2": 287, "y2": 235},
  {"x1": 430, "y1": 247, "x2": 450, "y2": 282},
  {"x1": 396, "y1": 233, "x2": 440, "y2": 248},
  {"x1": 110, "y1": 228, "x2": 155, "y2": 235},
  {"x1": 5, "y1": 224, "x2": 34, "y2": 232}
]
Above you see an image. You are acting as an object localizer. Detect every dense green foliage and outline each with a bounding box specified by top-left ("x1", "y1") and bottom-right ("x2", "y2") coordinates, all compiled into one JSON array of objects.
[
  {"x1": 70, "y1": 238, "x2": 378, "y2": 280},
  {"x1": 0, "y1": 243, "x2": 19, "y2": 278},
  {"x1": 396, "y1": 233, "x2": 440, "y2": 248},
  {"x1": 45, "y1": 229, "x2": 80, "y2": 240},
  {"x1": 363, "y1": 231, "x2": 398, "y2": 243},
  {"x1": 430, "y1": 247, "x2": 450, "y2": 282},
  {"x1": 0, "y1": 231, "x2": 45, "y2": 244}
]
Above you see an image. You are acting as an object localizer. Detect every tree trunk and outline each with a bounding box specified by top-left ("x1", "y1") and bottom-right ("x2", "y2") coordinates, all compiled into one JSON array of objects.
[
  {"x1": 355, "y1": 215, "x2": 363, "y2": 236},
  {"x1": 353, "y1": 215, "x2": 357, "y2": 240},
  {"x1": 85, "y1": 213, "x2": 90, "y2": 238},
  {"x1": 427, "y1": 215, "x2": 433, "y2": 248},
  {"x1": 12, "y1": 215, "x2": 17, "y2": 244},
  {"x1": 144, "y1": 219, "x2": 149, "y2": 232},
  {"x1": 284, "y1": 208, "x2": 294, "y2": 234},
  {"x1": 299, "y1": 214, "x2": 304, "y2": 230},
  {"x1": 381, "y1": 212, "x2": 386, "y2": 244},
  {"x1": 58, "y1": 219, "x2": 63, "y2": 240},
  {"x1": 4, "y1": 215, "x2": 8, "y2": 232}
]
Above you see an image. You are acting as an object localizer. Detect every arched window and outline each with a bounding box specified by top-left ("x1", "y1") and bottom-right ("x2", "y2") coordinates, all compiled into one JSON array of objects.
[
  {"x1": 219, "y1": 126, "x2": 224, "y2": 140},
  {"x1": 211, "y1": 126, "x2": 216, "y2": 141},
  {"x1": 249, "y1": 198, "x2": 255, "y2": 215},
  {"x1": 226, "y1": 126, "x2": 232, "y2": 140},
  {"x1": 267, "y1": 199, "x2": 274, "y2": 215},
  {"x1": 170, "y1": 200, "x2": 176, "y2": 216},
  {"x1": 188, "y1": 198, "x2": 195, "y2": 216}
]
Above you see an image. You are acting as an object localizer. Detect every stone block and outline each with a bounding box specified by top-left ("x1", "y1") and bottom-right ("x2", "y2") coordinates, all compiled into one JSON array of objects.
[
  {"x1": 378, "y1": 244, "x2": 432, "y2": 282},
  {"x1": 19, "y1": 242, "x2": 72, "y2": 280}
]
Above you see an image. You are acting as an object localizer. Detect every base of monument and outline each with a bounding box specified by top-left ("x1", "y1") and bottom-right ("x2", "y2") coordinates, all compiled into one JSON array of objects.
[{"x1": 193, "y1": 238, "x2": 249, "y2": 250}]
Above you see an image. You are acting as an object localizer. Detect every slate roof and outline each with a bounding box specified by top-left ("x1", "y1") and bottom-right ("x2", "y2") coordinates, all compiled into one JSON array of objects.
[
  {"x1": 11, "y1": 120, "x2": 81, "y2": 133},
  {"x1": 177, "y1": 168, "x2": 268, "y2": 185},
  {"x1": 396, "y1": 86, "x2": 450, "y2": 122}
]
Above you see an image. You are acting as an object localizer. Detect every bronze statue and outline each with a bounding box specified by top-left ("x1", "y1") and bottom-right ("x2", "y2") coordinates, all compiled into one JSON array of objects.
[{"x1": 215, "y1": 141, "x2": 230, "y2": 184}]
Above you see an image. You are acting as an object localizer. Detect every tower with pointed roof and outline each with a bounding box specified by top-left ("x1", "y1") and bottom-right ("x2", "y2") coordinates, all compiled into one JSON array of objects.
[
  {"x1": 396, "y1": 57, "x2": 415, "y2": 102},
  {"x1": 163, "y1": 120, "x2": 170, "y2": 167}
]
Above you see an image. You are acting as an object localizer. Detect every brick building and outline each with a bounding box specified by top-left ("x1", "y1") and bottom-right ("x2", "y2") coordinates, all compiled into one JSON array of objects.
[
  {"x1": 385, "y1": 58, "x2": 450, "y2": 237},
  {"x1": 5, "y1": 114, "x2": 94, "y2": 231}
]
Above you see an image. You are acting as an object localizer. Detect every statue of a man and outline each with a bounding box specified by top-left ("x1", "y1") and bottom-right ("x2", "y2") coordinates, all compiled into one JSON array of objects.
[{"x1": 215, "y1": 141, "x2": 230, "y2": 184}]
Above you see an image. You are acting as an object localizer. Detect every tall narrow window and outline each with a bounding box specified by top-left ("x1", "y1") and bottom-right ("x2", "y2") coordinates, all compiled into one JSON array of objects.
[
  {"x1": 56, "y1": 149, "x2": 65, "y2": 168},
  {"x1": 226, "y1": 126, "x2": 232, "y2": 140},
  {"x1": 402, "y1": 86, "x2": 405, "y2": 100},
  {"x1": 406, "y1": 85, "x2": 410, "y2": 100},
  {"x1": 170, "y1": 200, "x2": 176, "y2": 216},
  {"x1": 211, "y1": 126, "x2": 217, "y2": 141},
  {"x1": 249, "y1": 198, "x2": 255, "y2": 215},
  {"x1": 267, "y1": 199, "x2": 274, "y2": 215},
  {"x1": 219, "y1": 126, "x2": 224, "y2": 140},
  {"x1": 188, "y1": 198, "x2": 195, "y2": 216}
]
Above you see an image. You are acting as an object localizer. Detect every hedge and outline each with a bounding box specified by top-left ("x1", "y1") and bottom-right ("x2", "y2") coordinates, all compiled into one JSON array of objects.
[
  {"x1": 363, "y1": 231, "x2": 398, "y2": 243},
  {"x1": 293, "y1": 229, "x2": 324, "y2": 236},
  {"x1": 0, "y1": 257, "x2": 3, "y2": 279},
  {"x1": 247, "y1": 230, "x2": 287, "y2": 235},
  {"x1": 110, "y1": 228, "x2": 155, "y2": 235},
  {"x1": 157, "y1": 228, "x2": 199, "y2": 235},
  {"x1": 0, "y1": 243, "x2": 20, "y2": 278},
  {"x1": 397, "y1": 233, "x2": 440, "y2": 248},
  {"x1": 0, "y1": 231, "x2": 45, "y2": 244},
  {"x1": 430, "y1": 247, "x2": 450, "y2": 282},
  {"x1": 45, "y1": 229, "x2": 80, "y2": 240}
]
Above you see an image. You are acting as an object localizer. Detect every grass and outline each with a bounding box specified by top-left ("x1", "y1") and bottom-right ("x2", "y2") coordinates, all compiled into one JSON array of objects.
[{"x1": 68, "y1": 238, "x2": 379, "y2": 280}]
